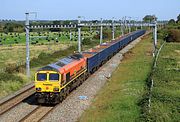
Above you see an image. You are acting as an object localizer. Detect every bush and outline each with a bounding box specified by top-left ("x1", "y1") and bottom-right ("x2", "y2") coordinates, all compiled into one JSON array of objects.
[
  {"x1": 82, "y1": 38, "x2": 92, "y2": 45},
  {"x1": 0, "y1": 73, "x2": 23, "y2": 82},
  {"x1": 5, "y1": 63, "x2": 17, "y2": 73},
  {"x1": 5, "y1": 63, "x2": 25, "y2": 74},
  {"x1": 165, "y1": 29, "x2": 180, "y2": 42},
  {"x1": 30, "y1": 46, "x2": 77, "y2": 68},
  {"x1": 157, "y1": 29, "x2": 168, "y2": 40}
]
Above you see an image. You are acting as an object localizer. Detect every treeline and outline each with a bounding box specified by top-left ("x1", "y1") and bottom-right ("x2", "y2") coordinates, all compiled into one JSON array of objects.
[
  {"x1": 158, "y1": 14, "x2": 180, "y2": 43},
  {"x1": 168, "y1": 14, "x2": 180, "y2": 26},
  {"x1": 0, "y1": 20, "x2": 78, "y2": 33},
  {"x1": 0, "y1": 21, "x2": 24, "y2": 33},
  {"x1": 0, "y1": 20, "x2": 106, "y2": 33}
]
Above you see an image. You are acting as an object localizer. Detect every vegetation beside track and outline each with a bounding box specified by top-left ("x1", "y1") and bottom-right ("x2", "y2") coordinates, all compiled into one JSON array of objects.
[
  {"x1": 140, "y1": 41, "x2": 180, "y2": 121},
  {"x1": 79, "y1": 34, "x2": 153, "y2": 122}
]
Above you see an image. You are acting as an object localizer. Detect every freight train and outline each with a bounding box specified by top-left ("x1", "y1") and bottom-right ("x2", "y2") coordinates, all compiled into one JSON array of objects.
[{"x1": 34, "y1": 30, "x2": 146, "y2": 104}]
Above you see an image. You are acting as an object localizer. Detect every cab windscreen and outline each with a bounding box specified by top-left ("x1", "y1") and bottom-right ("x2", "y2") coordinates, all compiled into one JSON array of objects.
[
  {"x1": 37, "y1": 73, "x2": 47, "y2": 81},
  {"x1": 49, "y1": 73, "x2": 59, "y2": 81}
]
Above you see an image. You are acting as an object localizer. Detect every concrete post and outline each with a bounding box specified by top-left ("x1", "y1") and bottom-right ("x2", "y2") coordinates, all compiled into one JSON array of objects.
[
  {"x1": 25, "y1": 13, "x2": 30, "y2": 77},
  {"x1": 120, "y1": 19, "x2": 124, "y2": 36},
  {"x1": 78, "y1": 17, "x2": 81, "y2": 53},
  {"x1": 112, "y1": 18, "x2": 115, "y2": 40},
  {"x1": 100, "y1": 18, "x2": 103, "y2": 44}
]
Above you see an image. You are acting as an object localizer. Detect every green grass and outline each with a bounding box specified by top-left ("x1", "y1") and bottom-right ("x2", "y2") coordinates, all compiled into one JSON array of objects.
[
  {"x1": 147, "y1": 42, "x2": 180, "y2": 122},
  {"x1": 0, "y1": 31, "x2": 98, "y2": 69},
  {"x1": 0, "y1": 31, "x2": 96, "y2": 45},
  {"x1": 79, "y1": 35, "x2": 153, "y2": 122}
]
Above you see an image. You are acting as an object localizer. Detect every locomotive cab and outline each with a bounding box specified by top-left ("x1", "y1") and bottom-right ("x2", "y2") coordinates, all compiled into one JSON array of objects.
[
  {"x1": 35, "y1": 71, "x2": 61, "y2": 93},
  {"x1": 35, "y1": 70, "x2": 62, "y2": 104}
]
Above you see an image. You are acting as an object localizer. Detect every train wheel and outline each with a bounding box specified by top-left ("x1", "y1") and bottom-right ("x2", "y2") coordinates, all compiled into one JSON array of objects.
[
  {"x1": 69, "y1": 82, "x2": 74, "y2": 92},
  {"x1": 80, "y1": 74, "x2": 84, "y2": 84},
  {"x1": 59, "y1": 91, "x2": 64, "y2": 102},
  {"x1": 82, "y1": 73, "x2": 86, "y2": 82},
  {"x1": 64, "y1": 87, "x2": 70, "y2": 98},
  {"x1": 66, "y1": 86, "x2": 70, "y2": 96},
  {"x1": 85, "y1": 72, "x2": 89, "y2": 79},
  {"x1": 77, "y1": 77, "x2": 81, "y2": 86},
  {"x1": 71, "y1": 79, "x2": 77, "y2": 90},
  {"x1": 95, "y1": 66, "x2": 98, "y2": 72}
]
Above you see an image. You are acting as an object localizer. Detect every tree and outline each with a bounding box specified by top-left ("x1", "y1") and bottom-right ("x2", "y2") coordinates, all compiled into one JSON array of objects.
[
  {"x1": 177, "y1": 14, "x2": 180, "y2": 23},
  {"x1": 3, "y1": 22, "x2": 23, "y2": 33},
  {"x1": 63, "y1": 20, "x2": 71, "y2": 25},
  {"x1": 143, "y1": 15, "x2": 157, "y2": 22},
  {"x1": 52, "y1": 20, "x2": 61, "y2": 25},
  {"x1": 168, "y1": 19, "x2": 176, "y2": 25},
  {"x1": 0, "y1": 24, "x2": 3, "y2": 32}
]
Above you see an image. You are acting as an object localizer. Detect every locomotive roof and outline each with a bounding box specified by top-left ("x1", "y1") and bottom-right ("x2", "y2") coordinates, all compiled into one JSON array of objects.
[{"x1": 38, "y1": 53, "x2": 84, "y2": 72}]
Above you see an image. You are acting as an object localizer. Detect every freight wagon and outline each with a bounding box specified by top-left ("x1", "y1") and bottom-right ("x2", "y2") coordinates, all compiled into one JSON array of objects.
[{"x1": 82, "y1": 30, "x2": 146, "y2": 74}]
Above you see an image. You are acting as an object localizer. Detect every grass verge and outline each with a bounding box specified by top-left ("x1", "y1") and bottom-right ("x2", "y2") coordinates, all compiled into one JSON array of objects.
[
  {"x1": 143, "y1": 42, "x2": 180, "y2": 122},
  {"x1": 79, "y1": 34, "x2": 153, "y2": 122}
]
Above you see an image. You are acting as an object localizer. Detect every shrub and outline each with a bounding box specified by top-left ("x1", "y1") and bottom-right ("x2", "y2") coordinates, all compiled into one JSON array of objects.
[
  {"x1": 165, "y1": 29, "x2": 180, "y2": 42},
  {"x1": 5, "y1": 63, "x2": 17, "y2": 73},
  {"x1": 0, "y1": 73, "x2": 23, "y2": 82},
  {"x1": 82, "y1": 38, "x2": 92, "y2": 45}
]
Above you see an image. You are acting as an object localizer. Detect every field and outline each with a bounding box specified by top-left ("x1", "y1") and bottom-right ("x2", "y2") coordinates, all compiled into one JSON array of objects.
[
  {"x1": 0, "y1": 43, "x2": 73, "y2": 69},
  {"x1": 79, "y1": 34, "x2": 153, "y2": 121},
  {"x1": 0, "y1": 31, "x2": 96, "y2": 45},
  {"x1": 0, "y1": 31, "x2": 98, "y2": 69},
  {"x1": 146, "y1": 42, "x2": 180, "y2": 121}
]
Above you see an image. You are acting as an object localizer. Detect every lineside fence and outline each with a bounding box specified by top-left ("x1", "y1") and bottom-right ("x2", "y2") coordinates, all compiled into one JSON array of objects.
[{"x1": 147, "y1": 41, "x2": 166, "y2": 113}]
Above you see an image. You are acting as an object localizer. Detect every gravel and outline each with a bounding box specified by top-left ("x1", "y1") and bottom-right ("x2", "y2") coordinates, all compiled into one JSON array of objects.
[
  {"x1": 0, "y1": 95, "x2": 38, "y2": 122},
  {"x1": 41, "y1": 37, "x2": 143, "y2": 122}
]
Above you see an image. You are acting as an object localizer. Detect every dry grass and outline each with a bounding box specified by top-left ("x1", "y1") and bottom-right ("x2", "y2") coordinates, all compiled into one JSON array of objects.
[{"x1": 0, "y1": 43, "x2": 73, "y2": 68}]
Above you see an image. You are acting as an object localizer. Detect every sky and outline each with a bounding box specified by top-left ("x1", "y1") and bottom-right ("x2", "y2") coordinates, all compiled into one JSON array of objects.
[{"x1": 0, "y1": 0, "x2": 179, "y2": 21}]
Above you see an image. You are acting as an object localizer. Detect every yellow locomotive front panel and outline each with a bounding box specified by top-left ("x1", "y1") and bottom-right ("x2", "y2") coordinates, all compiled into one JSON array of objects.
[{"x1": 35, "y1": 71, "x2": 61, "y2": 93}]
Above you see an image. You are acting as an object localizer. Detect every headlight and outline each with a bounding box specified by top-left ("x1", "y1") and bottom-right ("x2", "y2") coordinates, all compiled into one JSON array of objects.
[
  {"x1": 53, "y1": 87, "x2": 59, "y2": 92},
  {"x1": 36, "y1": 87, "x2": 42, "y2": 91}
]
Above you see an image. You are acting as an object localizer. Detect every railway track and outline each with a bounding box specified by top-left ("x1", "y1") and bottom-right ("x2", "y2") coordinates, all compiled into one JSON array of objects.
[
  {"x1": 0, "y1": 84, "x2": 35, "y2": 115},
  {"x1": 19, "y1": 105, "x2": 56, "y2": 122}
]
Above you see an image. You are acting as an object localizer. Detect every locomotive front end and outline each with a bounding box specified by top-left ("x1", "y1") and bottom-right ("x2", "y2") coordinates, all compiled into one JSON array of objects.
[{"x1": 35, "y1": 70, "x2": 61, "y2": 104}]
